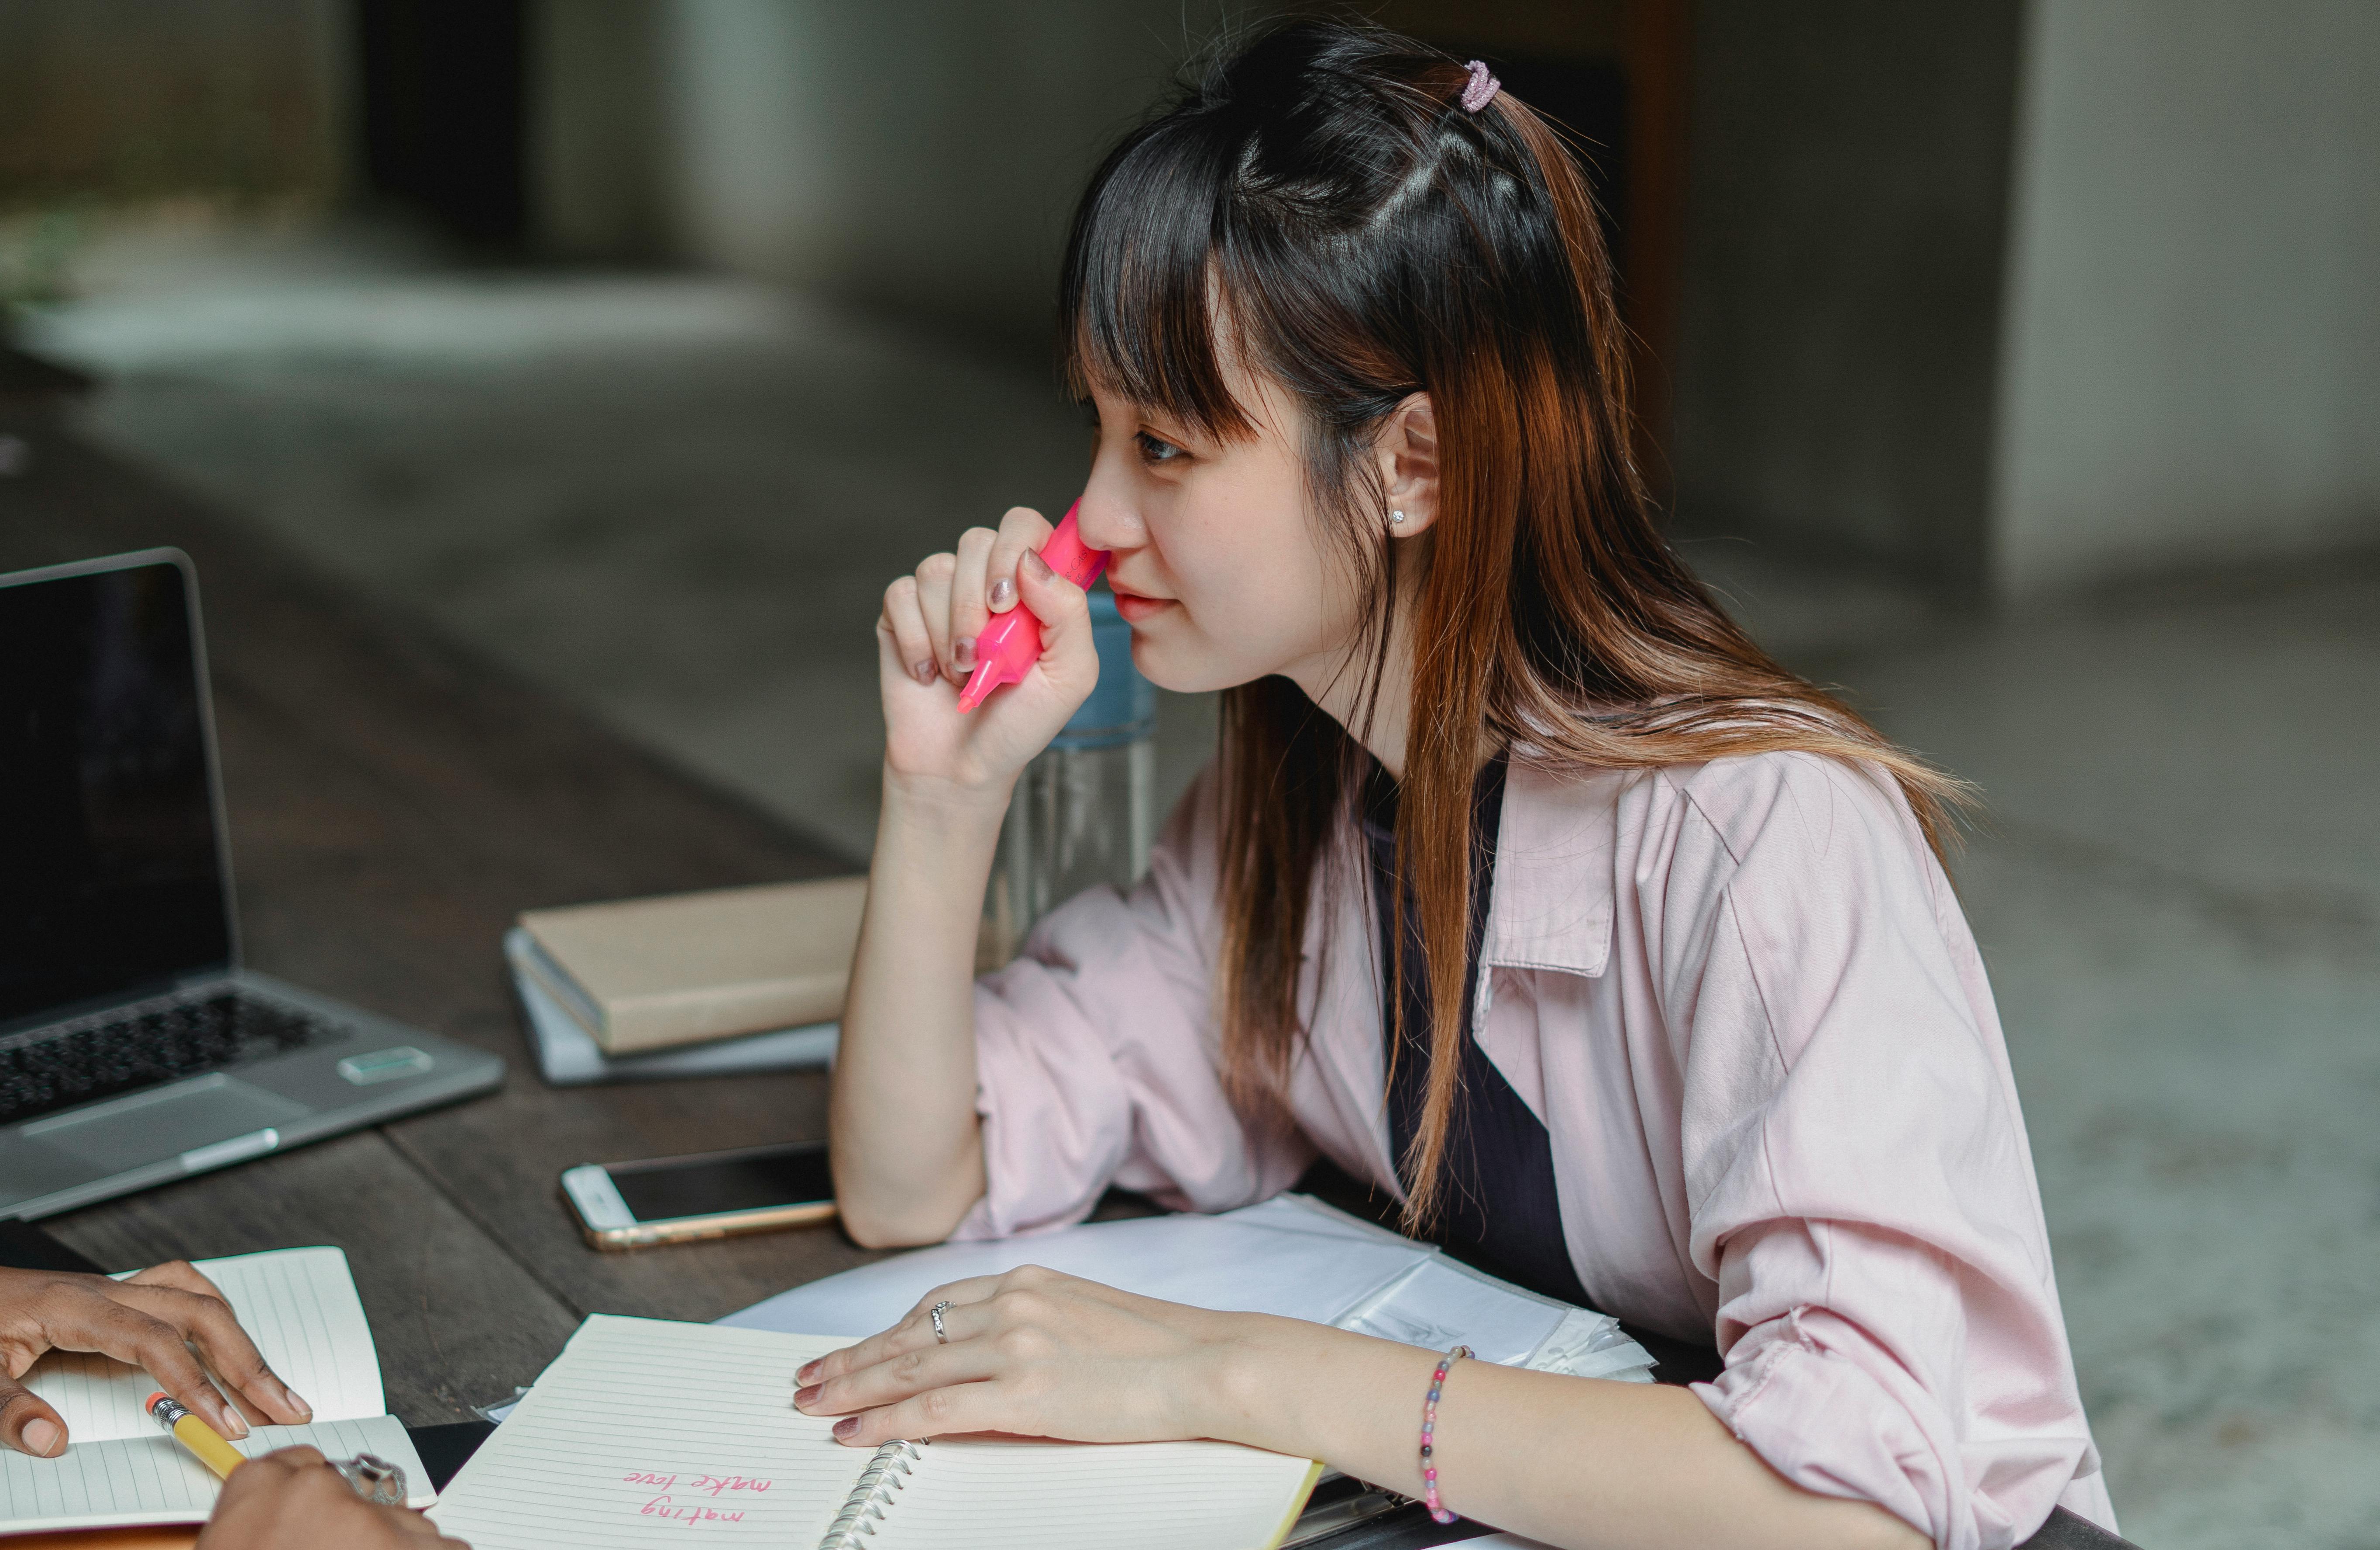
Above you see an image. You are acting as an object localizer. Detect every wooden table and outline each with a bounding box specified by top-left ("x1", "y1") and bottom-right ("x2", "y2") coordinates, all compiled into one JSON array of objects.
[{"x1": 0, "y1": 409, "x2": 891, "y2": 1426}]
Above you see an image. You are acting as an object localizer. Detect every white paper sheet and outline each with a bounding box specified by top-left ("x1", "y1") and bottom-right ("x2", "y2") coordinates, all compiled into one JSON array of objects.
[
  {"x1": 718, "y1": 1196, "x2": 1429, "y2": 1339},
  {"x1": 22, "y1": 1246, "x2": 387, "y2": 1443},
  {"x1": 717, "y1": 1195, "x2": 1656, "y2": 1381},
  {"x1": 1337, "y1": 1255, "x2": 1567, "y2": 1366}
]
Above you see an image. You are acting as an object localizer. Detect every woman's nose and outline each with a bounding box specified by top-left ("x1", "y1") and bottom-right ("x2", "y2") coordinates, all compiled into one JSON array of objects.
[{"x1": 1071, "y1": 486, "x2": 1144, "y2": 556}]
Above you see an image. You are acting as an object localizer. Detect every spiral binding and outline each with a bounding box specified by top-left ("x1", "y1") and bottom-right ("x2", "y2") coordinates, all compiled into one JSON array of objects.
[{"x1": 815, "y1": 1439, "x2": 926, "y2": 1549}]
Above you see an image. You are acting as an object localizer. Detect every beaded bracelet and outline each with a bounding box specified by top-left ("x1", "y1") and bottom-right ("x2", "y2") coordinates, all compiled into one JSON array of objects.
[{"x1": 1419, "y1": 1344, "x2": 1472, "y2": 1524}]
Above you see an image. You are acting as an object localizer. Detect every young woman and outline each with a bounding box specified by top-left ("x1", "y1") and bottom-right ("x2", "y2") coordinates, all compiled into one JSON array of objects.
[{"x1": 805, "y1": 22, "x2": 2111, "y2": 1550}]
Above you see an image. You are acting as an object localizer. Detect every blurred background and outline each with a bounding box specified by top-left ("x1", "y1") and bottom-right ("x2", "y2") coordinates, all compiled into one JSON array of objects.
[{"x1": 2, "y1": 3, "x2": 2374, "y2": 1543}]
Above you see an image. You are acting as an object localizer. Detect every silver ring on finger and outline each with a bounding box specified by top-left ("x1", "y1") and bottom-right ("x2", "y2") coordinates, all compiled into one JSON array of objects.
[{"x1": 929, "y1": 1300, "x2": 954, "y2": 1344}]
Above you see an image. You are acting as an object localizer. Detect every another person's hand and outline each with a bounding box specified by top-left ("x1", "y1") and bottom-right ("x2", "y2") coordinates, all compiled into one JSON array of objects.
[
  {"x1": 792, "y1": 1264, "x2": 1256, "y2": 1447},
  {"x1": 878, "y1": 505, "x2": 1101, "y2": 799},
  {"x1": 0, "y1": 1261, "x2": 311, "y2": 1456},
  {"x1": 196, "y1": 1447, "x2": 466, "y2": 1549}
]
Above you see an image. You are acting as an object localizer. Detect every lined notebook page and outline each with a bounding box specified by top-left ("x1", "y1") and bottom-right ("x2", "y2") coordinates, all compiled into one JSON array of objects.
[
  {"x1": 0, "y1": 1417, "x2": 425, "y2": 1533},
  {"x1": 428, "y1": 1316, "x2": 865, "y2": 1548},
  {"x1": 874, "y1": 1436, "x2": 1321, "y2": 1550},
  {"x1": 22, "y1": 1247, "x2": 385, "y2": 1443}
]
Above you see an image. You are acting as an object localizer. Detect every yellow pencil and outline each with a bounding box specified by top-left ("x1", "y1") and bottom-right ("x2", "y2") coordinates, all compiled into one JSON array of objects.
[{"x1": 145, "y1": 1391, "x2": 247, "y2": 1481}]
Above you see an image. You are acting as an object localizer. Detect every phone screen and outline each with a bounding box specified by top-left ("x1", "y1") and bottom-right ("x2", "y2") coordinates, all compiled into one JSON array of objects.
[{"x1": 605, "y1": 1145, "x2": 833, "y2": 1223}]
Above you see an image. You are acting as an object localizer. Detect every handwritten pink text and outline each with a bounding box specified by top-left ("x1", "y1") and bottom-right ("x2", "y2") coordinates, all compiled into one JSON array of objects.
[
  {"x1": 641, "y1": 1493, "x2": 747, "y2": 1525},
  {"x1": 629, "y1": 1470, "x2": 775, "y2": 1526},
  {"x1": 623, "y1": 1471, "x2": 774, "y2": 1498}
]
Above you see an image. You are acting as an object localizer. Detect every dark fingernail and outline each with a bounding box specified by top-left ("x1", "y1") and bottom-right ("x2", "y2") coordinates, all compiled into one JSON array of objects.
[
  {"x1": 913, "y1": 658, "x2": 937, "y2": 685},
  {"x1": 988, "y1": 577, "x2": 1016, "y2": 611},
  {"x1": 797, "y1": 1359, "x2": 822, "y2": 1383},
  {"x1": 1022, "y1": 551, "x2": 1055, "y2": 582},
  {"x1": 953, "y1": 636, "x2": 976, "y2": 671},
  {"x1": 793, "y1": 1384, "x2": 821, "y2": 1409},
  {"x1": 22, "y1": 1417, "x2": 63, "y2": 1456},
  {"x1": 832, "y1": 1417, "x2": 859, "y2": 1440}
]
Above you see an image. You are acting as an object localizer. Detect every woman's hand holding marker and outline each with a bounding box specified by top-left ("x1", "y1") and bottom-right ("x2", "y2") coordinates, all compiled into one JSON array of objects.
[
  {"x1": 953, "y1": 503, "x2": 1107, "y2": 712},
  {"x1": 877, "y1": 502, "x2": 1104, "y2": 806}
]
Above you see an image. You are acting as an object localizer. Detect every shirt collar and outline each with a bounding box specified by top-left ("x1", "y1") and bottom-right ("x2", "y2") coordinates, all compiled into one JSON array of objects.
[{"x1": 1479, "y1": 759, "x2": 1622, "y2": 979}]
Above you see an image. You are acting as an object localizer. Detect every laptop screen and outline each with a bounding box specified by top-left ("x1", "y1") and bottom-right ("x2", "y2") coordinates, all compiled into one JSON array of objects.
[{"x1": 0, "y1": 559, "x2": 233, "y2": 1026}]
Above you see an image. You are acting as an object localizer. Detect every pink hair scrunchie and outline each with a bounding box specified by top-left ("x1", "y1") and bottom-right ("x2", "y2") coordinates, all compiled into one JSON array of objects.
[{"x1": 1459, "y1": 59, "x2": 1501, "y2": 114}]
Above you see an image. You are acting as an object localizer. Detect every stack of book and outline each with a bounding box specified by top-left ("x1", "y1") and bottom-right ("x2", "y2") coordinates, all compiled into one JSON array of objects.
[{"x1": 507, "y1": 879, "x2": 864, "y2": 1085}]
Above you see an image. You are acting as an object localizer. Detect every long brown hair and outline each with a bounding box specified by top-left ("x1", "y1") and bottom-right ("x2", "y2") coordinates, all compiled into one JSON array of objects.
[{"x1": 1060, "y1": 21, "x2": 1966, "y2": 1228}]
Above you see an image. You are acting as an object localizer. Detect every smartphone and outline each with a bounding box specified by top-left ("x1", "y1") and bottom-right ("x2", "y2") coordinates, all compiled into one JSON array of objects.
[{"x1": 560, "y1": 1141, "x2": 836, "y2": 1250}]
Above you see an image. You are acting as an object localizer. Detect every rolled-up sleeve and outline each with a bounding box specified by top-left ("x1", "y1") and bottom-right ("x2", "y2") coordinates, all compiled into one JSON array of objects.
[
  {"x1": 1643, "y1": 754, "x2": 2105, "y2": 1550},
  {"x1": 953, "y1": 765, "x2": 1315, "y2": 1240}
]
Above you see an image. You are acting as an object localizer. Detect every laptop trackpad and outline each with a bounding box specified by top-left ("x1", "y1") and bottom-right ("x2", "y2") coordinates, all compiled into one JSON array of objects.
[{"x1": 25, "y1": 1074, "x2": 310, "y2": 1173}]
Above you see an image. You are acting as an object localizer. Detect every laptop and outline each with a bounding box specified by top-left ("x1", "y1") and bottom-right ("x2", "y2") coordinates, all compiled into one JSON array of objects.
[{"x1": 0, "y1": 549, "x2": 504, "y2": 1220}]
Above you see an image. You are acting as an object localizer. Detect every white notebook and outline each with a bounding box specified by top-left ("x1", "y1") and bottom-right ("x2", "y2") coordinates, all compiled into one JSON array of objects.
[
  {"x1": 429, "y1": 1314, "x2": 1322, "y2": 1550},
  {"x1": 1, "y1": 1246, "x2": 432, "y2": 1533}
]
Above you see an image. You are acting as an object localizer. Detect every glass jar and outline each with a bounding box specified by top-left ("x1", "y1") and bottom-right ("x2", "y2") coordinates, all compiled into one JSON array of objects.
[{"x1": 983, "y1": 589, "x2": 1156, "y2": 966}]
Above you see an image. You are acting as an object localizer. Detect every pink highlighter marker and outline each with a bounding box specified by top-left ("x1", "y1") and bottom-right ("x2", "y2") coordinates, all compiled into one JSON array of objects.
[{"x1": 956, "y1": 500, "x2": 1108, "y2": 712}]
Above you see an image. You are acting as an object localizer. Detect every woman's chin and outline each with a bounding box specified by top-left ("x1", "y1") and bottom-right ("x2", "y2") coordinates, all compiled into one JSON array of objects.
[{"x1": 1128, "y1": 630, "x2": 1255, "y2": 696}]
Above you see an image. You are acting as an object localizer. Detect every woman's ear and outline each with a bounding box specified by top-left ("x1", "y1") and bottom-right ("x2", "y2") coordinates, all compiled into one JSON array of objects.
[{"x1": 1376, "y1": 393, "x2": 1441, "y2": 537}]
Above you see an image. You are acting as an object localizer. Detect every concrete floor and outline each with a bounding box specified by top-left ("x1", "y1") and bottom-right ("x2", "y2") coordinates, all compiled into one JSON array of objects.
[{"x1": 22, "y1": 227, "x2": 2380, "y2": 1548}]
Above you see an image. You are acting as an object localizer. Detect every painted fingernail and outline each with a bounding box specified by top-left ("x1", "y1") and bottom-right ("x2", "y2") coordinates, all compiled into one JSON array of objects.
[
  {"x1": 913, "y1": 658, "x2": 937, "y2": 685},
  {"x1": 953, "y1": 636, "x2": 976, "y2": 671},
  {"x1": 797, "y1": 1360, "x2": 822, "y2": 1383},
  {"x1": 794, "y1": 1384, "x2": 822, "y2": 1409},
  {"x1": 22, "y1": 1418, "x2": 63, "y2": 1457},
  {"x1": 832, "y1": 1417, "x2": 859, "y2": 1440},
  {"x1": 1021, "y1": 550, "x2": 1055, "y2": 582},
  {"x1": 988, "y1": 577, "x2": 1015, "y2": 611}
]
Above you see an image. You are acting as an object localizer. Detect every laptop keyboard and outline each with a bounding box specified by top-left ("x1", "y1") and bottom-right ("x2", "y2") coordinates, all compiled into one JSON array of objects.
[{"x1": 0, "y1": 994, "x2": 345, "y2": 1129}]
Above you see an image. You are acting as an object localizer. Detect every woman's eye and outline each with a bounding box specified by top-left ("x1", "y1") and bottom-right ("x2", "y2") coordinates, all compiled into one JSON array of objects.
[{"x1": 1135, "y1": 430, "x2": 1187, "y2": 465}]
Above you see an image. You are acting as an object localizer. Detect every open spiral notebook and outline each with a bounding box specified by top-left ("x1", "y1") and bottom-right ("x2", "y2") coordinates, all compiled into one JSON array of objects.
[{"x1": 428, "y1": 1315, "x2": 1322, "y2": 1550}]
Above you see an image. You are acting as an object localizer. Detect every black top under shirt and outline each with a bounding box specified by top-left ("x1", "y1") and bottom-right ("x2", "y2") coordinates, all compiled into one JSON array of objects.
[{"x1": 1360, "y1": 753, "x2": 1592, "y2": 1307}]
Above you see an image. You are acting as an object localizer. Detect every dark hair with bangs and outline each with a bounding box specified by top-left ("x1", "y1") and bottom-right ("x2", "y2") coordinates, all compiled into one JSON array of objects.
[{"x1": 1060, "y1": 19, "x2": 1966, "y2": 1230}]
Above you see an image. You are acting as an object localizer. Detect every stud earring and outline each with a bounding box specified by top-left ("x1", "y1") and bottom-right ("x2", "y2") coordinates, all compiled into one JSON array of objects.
[{"x1": 1389, "y1": 509, "x2": 1407, "y2": 526}]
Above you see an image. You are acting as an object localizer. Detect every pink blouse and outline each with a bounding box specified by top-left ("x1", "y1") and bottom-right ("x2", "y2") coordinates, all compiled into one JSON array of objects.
[{"x1": 957, "y1": 750, "x2": 2115, "y2": 1550}]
